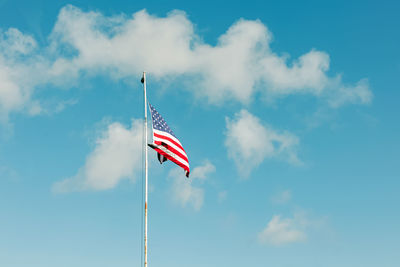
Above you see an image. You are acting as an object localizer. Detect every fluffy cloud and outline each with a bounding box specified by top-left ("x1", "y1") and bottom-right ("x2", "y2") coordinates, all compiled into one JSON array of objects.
[
  {"x1": 189, "y1": 160, "x2": 216, "y2": 181},
  {"x1": 0, "y1": 28, "x2": 37, "y2": 55},
  {"x1": 49, "y1": 6, "x2": 372, "y2": 105},
  {"x1": 225, "y1": 109, "x2": 300, "y2": 177},
  {"x1": 258, "y1": 214, "x2": 307, "y2": 246},
  {"x1": 52, "y1": 119, "x2": 143, "y2": 193},
  {"x1": 0, "y1": 5, "x2": 371, "y2": 120},
  {"x1": 0, "y1": 28, "x2": 42, "y2": 120},
  {"x1": 169, "y1": 160, "x2": 215, "y2": 211}
]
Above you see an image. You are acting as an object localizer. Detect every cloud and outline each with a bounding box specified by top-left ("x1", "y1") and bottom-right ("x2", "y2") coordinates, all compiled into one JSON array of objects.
[
  {"x1": 48, "y1": 6, "x2": 371, "y2": 105},
  {"x1": 0, "y1": 28, "x2": 37, "y2": 55},
  {"x1": 169, "y1": 160, "x2": 215, "y2": 211},
  {"x1": 0, "y1": 28, "x2": 41, "y2": 121},
  {"x1": 271, "y1": 190, "x2": 292, "y2": 204},
  {"x1": 0, "y1": 5, "x2": 371, "y2": 121},
  {"x1": 225, "y1": 110, "x2": 300, "y2": 177},
  {"x1": 327, "y1": 78, "x2": 372, "y2": 107},
  {"x1": 190, "y1": 160, "x2": 216, "y2": 181},
  {"x1": 52, "y1": 119, "x2": 143, "y2": 193},
  {"x1": 258, "y1": 213, "x2": 308, "y2": 246}
]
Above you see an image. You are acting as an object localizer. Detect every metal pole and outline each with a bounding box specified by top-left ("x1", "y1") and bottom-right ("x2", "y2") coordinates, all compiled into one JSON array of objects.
[{"x1": 142, "y1": 72, "x2": 148, "y2": 267}]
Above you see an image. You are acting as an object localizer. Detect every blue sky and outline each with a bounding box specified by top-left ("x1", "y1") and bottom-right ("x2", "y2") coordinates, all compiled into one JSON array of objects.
[{"x1": 0, "y1": 0, "x2": 399, "y2": 266}]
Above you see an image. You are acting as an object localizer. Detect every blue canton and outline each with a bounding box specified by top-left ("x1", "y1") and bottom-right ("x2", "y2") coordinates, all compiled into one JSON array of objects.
[{"x1": 149, "y1": 103, "x2": 176, "y2": 138}]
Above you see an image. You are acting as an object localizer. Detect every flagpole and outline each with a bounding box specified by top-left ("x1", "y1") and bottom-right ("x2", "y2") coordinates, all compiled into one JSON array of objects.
[{"x1": 142, "y1": 72, "x2": 148, "y2": 267}]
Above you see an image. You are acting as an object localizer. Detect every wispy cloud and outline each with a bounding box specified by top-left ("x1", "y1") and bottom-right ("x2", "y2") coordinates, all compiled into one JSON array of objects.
[
  {"x1": 0, "y1": 28, "x2": 41, "y2": 121},
  {"x1": 0, "y1": 5, "x2": 372, "y2": 121},
  {"x1": 52, "y1": 119, "x2": 143, "y2": 193},
  {"x1": 169, "y1": 160, "x2": 215, "y2": 211},
  {"x1": 190, "y1": 160, "x2": 216, "y2": 181},
  {"x1": 225, "y1": 110, "x2": 300, "y2": 177},
  {"x1": 258, "y1": 213, "x2": 308, "y2": 246}
]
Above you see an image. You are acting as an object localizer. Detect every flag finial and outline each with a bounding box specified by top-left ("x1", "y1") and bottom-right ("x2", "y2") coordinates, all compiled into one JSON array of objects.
[{"x1": 141, "y1": 72, "x2": 146, "y2": 84}]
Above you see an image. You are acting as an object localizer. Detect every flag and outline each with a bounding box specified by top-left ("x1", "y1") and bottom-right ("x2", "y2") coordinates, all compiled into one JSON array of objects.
[{"x1": 148, "y1": 103, "x2": 190, "y2": 177}]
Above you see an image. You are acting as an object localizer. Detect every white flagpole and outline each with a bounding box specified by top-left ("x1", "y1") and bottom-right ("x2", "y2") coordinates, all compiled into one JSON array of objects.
[{"x1": 142, "y1": 72, "x2": 148, "y2": 267}]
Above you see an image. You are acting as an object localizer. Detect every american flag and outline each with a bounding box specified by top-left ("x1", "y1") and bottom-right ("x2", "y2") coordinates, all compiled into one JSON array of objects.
[{"x1": 148, "y1": 103, "x2": 190, "y2": 177}]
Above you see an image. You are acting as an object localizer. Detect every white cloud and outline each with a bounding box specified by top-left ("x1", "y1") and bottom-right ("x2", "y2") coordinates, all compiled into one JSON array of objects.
[
  {"x1": 258, "y1": 214, "x2": 307, "y2": 246},
  {"x1": 0, "y1": 5, "x2": 371, "y2": 120},
  {"x1": 190, "y1": 160, "x2": 216, "y2": 181},
  {"x1": 0, "y1": 28, "x2": 37, "y2": 55},
  {"x1": 169, "y1": 169, "x2": 203, "y2": 211},
  {"x1": 169, "y1": 160, "x2": 215, "y2": 211},
  {"x1": 327, "y1": 78, "x2": 372, "y2": 107},
  {"x1": 48, "y1": 6, "x2": 371, "y2": 105},
  {"x1": 52, "y1": 119, "x2": 143, "y2": 193},
  {"x1": 0, "y1": 61, "x2": 23, "y2": 119},
  {"x1": 0, "y1": 28, "x2": 50, "y2": 121},
  {"x1": 271, "y1": 190, "x2": 292, "y2": 204},
  {"x1": 225, "y1": 109, "x2": 300, "y2": 177}
]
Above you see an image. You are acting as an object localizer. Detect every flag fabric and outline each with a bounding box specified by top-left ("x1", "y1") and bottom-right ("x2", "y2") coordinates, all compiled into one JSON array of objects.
[{"x1": 148, "y1": 103, "x2": 190, "y2": 177}]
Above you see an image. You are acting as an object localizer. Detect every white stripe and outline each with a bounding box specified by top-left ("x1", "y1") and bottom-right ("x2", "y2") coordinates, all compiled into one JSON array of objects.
[
  {"x1": 153, "y1": 129, "x2": 183, "y2": 147},
  {"x1": 153, "y1": 135, "x2": 187, "y2": 158},
  {"x1": 155, "y1": 145, "x2": 190, "y2": 168}
]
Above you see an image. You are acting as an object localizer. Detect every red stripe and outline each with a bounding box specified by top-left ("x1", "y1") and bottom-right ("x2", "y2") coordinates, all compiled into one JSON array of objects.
[
  {"x1": 153, "y1": 132, "x2": 186, "y2": 153},
  {"x1": 153, "y1": 148, "x2": 190, "y2": 174},
  {"x1": 154, "y1": 140, "x2": 189, "y2": 163}
]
